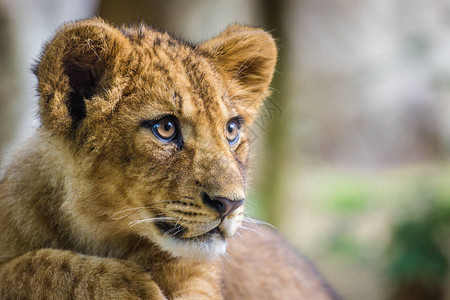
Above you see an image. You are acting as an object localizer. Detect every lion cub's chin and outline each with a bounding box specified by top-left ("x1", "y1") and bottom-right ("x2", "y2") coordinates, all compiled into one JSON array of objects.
[
  {"x1": 152, "y1": 216, "x2": 243, "y2": 261},
  {"x1": 155, "y1": 233, "x2": 228, "y2": 261}
]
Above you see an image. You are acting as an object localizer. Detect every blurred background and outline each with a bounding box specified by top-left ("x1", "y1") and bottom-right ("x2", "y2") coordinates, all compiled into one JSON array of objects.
[{"x1": 1, "y1": 0, "x2": 450, "y2": 299}]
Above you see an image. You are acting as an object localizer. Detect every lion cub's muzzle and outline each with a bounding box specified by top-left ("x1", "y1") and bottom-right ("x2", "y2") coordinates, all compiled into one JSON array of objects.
[{"x1": 201, "y1": 192, "x2": 244, "y2": 220}]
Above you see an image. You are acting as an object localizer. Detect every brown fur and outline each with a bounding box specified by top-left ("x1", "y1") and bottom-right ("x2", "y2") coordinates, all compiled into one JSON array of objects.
[{"x1": 0, "y1": 18, "x2": 337, "y2": 299}]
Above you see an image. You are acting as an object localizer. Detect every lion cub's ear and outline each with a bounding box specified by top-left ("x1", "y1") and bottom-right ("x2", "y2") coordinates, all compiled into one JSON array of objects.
[
  {"x1": 34, "y1": 18, "x2": 131, "y2": 139},
  {"x1": 198, "y1": 25, "x2": 277, "y2": 123}
]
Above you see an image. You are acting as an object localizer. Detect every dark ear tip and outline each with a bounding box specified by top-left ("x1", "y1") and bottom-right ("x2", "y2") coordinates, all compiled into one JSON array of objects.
[{"x1": 31, "y1": 59, "x2": 39, "y2": 77}]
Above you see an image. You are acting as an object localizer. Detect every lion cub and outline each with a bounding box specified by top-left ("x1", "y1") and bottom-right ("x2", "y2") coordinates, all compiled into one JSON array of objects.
[{"x1": 0, "y1": 18, "x2": 338, "y2": 300}]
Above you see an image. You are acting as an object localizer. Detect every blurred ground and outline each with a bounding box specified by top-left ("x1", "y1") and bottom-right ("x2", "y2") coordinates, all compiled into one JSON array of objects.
[{"x1": 277, "y1": 162, "x2": 450, "y2": 300}]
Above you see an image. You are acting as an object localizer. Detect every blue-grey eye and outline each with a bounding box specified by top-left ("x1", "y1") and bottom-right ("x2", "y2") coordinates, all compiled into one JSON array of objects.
[
  {"x1": 226, "y1": 120, "x2": 239, "y2": 144},
  {"x1": 152, "y1": 117, "x2": 176, "y2": 141}
]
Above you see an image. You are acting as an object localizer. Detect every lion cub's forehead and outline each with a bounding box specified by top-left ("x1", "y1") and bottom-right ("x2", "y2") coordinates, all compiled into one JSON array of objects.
[{"x1": 127, "y1": 29, "x2": 235, "y2": 125}]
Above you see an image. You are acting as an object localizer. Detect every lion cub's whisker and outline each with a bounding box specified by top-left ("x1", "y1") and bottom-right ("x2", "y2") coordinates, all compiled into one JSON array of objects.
[
  {"x1": 129, "y1": 216, "x2": 178, "y2": 228},
  {"x1": 174, "y1": 217, "x2": 182, "y2": 229},
  {"x1": 111, "y1": 201, "x2": 174, "y2": 220},
  {"x1": 163, "y1": 220, "x2": 188, "y2": 238},
  {"x1": 242, "y1": 217, "x2": 275, "y2": 229},
  {"x1": 111, "y1": 207, "x2": 147, "y2": 220},
  {"x1": 222, "y1": 251, "x2": 236, "y2": 266},
  {"x1": 239, "y1": 225, "x2": 264, "y2": 237},
  {"x1": 171, "y1": 226, "x2": 187, "y2": 237},
  {"x1": 161, "y1": 218, "x2": 184, "y2": 237}
]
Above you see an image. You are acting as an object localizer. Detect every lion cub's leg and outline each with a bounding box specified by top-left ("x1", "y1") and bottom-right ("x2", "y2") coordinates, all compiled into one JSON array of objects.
[
  {"x1": 154, "y1": 261, "x2": 223, "y2": 300},
  {"x1": 0, "y1": 249, "x2": 166, "y2": 299},
  {"x1": 168, "y1": 273, "x2": 224, "y2": 300},
  {"x1": 170, "y1": 278, "x2": 224, "y2": 300}
]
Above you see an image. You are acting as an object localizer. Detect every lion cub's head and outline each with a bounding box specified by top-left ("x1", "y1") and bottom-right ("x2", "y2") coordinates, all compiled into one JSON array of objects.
[{"x1": 34, "y1": 18, "x2": 276, "y2": 260}]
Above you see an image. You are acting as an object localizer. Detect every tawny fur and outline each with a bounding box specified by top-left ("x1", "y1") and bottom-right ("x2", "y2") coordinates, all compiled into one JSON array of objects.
[{"x1": 0, "y1": 18, "x2": 338, "y2": 299}]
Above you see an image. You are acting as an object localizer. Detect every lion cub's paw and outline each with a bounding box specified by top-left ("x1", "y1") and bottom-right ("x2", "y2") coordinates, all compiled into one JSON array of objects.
[
  {"x1": 91, "y1": 259, "x2": 167, "y2": 300},
  {"x1": 0, "y1": 249, "x2": 166, "y2": 300}
]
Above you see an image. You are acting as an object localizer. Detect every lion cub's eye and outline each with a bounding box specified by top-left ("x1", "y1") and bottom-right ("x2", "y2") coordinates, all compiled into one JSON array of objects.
[
  {"x1": 226, "y1": 120, "x2": 240, "y2": 145},
  {"x1": 152, "y1": 117, "x2": 177, "y2": 142}
]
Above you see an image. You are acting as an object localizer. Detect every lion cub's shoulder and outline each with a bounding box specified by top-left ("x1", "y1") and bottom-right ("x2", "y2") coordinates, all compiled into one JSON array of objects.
[{"x1": 224, "y1": 225, "x2": 341, "y2": 300}]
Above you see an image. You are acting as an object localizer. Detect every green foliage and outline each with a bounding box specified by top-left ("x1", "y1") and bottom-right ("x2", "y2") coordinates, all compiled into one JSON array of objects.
[
  {"x1": 386, "y1": 196, "x2": 450, "y2": 284},
  {"x1": 318, "y1": 177, "x2": 372, "y2": 214},
  {"x1": 326, "y1": 229, "x2": 367, "y2": 263}
]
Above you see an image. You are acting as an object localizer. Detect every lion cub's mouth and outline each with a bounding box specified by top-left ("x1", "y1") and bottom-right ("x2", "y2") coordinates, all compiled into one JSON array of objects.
[
  {"x1": 189, "y1": 226, "x2": 225, "y2": 240},
  {"x1": 155, "y1": 221, "x2": 225, "y2": 241}
]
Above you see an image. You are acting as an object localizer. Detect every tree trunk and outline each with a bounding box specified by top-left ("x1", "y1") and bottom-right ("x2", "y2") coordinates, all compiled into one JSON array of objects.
[{"x1": 254, "y1": 0, "x2": 289, "y2": 226}]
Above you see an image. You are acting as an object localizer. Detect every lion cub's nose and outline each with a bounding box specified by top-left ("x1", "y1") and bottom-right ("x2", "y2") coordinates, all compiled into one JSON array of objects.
[{"x1": 202, "y1": 192, "x2": 244, "y2": 219}]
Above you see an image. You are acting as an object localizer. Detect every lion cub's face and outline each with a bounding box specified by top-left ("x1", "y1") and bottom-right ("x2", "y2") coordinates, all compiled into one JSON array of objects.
[{"x1": 35, "y1": 19, "x2": 276, "y2": 260}]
